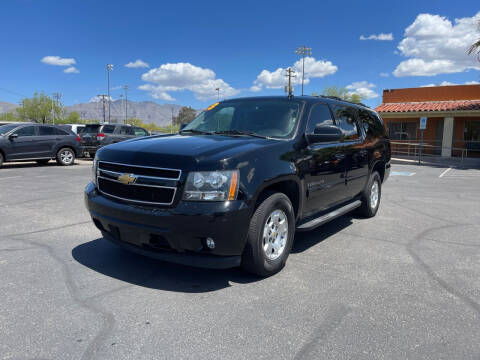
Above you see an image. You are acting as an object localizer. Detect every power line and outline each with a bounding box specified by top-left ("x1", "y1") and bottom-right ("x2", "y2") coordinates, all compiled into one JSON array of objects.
[{"x1": 285, "y1": 67, "x2": 296, "y2": 97}]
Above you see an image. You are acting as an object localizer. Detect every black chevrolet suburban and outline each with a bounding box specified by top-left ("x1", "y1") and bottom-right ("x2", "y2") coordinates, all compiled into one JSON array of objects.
[{"x1": 85, "y1": 96, "x2": 391, "y2": 276}]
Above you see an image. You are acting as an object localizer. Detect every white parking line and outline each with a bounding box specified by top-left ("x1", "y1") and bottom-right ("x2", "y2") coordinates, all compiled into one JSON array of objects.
[
  {"x1": 438, "y1": 167, "x2": 452, "y2": 178},
  {"x1": 0, "y1": 176, "x2": 21, "y2": 180}
]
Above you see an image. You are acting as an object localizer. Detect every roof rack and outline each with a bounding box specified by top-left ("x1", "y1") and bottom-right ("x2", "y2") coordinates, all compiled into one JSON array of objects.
[{"x1": 313, "y1": 95, "x2": 369, "y2": 108}]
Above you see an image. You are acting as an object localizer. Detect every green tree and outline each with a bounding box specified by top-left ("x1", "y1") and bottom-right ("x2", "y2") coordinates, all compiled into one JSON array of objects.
[
  {"x1": 173, "y1": 106, "x2": 196, "y2": 125},
  {"x1": 0, "y1": 112, "x2": 21, "y2": 122},
  {"x1": 16, "y1": 92, "x2": 61, "y2": 123},
  {"x1": 126, "y1": 118, "x2": 144, "y2": 127},
  {"x1": 62, "y1": 111, "x2": 82, "y2": 124},
  {"x1": 314, "y1": 86, "x2": 365, "y2": 104}
]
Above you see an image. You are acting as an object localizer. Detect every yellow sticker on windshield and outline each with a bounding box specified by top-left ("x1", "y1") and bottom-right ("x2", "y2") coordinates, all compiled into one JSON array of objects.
[{"x1": 206, "y1": 102, "x2": 219, "y2": 111}]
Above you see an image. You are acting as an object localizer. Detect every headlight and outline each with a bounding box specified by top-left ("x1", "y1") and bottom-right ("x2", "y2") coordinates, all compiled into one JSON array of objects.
[
  {"x1": 183, "y1": 170, "x2": 239, "y2": 201},
  {"x1": 92, "y1": 156, "x2": 99, "y2": 186}
]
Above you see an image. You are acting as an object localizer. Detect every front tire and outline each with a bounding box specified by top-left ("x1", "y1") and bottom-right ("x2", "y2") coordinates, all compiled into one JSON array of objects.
[
  {"x1": 356, "y1": 171, "x2": 381, "y2": 218},
  {"x1": 241, "y1": 192, "x2": 295, "y2": 277},
  {"x1": 56, "y1": 148, "x2": 75, "y2": 166}
]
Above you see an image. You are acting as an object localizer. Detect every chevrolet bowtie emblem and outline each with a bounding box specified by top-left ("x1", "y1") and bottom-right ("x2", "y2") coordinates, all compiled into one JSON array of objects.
[{"x1": 117, "y1": 173, "x2": 137, "y2": 185}]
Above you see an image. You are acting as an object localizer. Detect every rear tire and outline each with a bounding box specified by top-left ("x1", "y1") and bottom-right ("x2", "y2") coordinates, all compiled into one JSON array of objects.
[
  {"x1": 56, "y1": 148, "x2": 75, "y2": 166},
  {"x1": 241, "y1": 192, "x2": 295, "y2": 277},
  {"x1": 0, "y1": 152, "x2": 4, "y2": 168},
  {"x1": 36, "y1": 159, "x2": 50, "y2": 165},
  {"x1": 356, "y1": 171, "x2": 381, "y2": 218}
]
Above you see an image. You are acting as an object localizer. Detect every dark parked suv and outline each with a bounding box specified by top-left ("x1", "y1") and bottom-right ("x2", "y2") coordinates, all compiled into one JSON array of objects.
[
  {"x1": 80, "y1": 123, "x2": 150, "y2": 157},
  {"x1": 85, "y1": 96, "x2": 391, "y2": 276},
  {"x1": 0, "y1": 123, "x2": 83, "y2": 167}
]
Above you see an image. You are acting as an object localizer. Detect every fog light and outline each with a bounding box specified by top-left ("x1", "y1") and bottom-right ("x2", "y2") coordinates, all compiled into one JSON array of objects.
[{"x1": 206, "y1": 237, "x2": 215, "y2": 249}]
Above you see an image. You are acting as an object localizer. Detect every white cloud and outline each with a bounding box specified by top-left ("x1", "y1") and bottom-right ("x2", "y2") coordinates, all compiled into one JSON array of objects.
[
  {"x1": 345, "y1": 81, "x2": 379, "y2": 99},
  {"x1": 41, "y1": 56, "x2": 76, "y2": 66},
  {"x1": 139, "y1": 62, "x2": 239, "y2": 101},
  {"x1": 251, "y1": 57, "x2": 337, "y2": 92},
  {"x1": 125, "y1": 59, "x2": 150, "y2": 68},
  {"x1": 89, "y1": 95, "x2": 114, "y2": 103},
  {"x1": 360, "y1": 33, "x2": 394, "y2": 41},
  {"x1": 421, "y1": 80, "x2": 480, "y2": 87},
  {"x1": 393, "y1": 12, "x2": 480, "y2": 77},
  {"x1": 64, "y1": 66, "x2": 79, "y2": 74},
  {"x1": 379, "y1": 72, "x2": 390, "y2": 77}
]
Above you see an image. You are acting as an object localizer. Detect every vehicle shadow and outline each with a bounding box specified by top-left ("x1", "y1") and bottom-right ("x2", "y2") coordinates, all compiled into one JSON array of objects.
[
  {"x1": 292, "y1": 215, "x2": 354, "y2": 253},
  {"x1": 1, "y1": 161, "x2": 85, "y2": 169},
  {"x1": 72, "y1": 238, "x2": 260, "y2": 293}
]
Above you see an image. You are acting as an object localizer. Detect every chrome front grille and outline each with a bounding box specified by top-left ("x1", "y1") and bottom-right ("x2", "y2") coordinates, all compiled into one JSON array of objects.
[{"x1": 97, "y1": 161, "x2": 181, "y2": 206}]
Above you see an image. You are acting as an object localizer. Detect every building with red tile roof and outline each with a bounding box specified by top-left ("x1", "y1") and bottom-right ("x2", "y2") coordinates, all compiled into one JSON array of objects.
[{"x1": 375, "y1": 84, "x2": 480, "y2": 158}]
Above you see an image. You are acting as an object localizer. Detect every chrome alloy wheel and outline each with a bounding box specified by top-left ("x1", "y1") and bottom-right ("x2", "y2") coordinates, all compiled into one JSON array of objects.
[
  {"x1": 370, "y1": 180, "x2": 379, "y2": 209},
  {"x1": 60, "y1": 150, "x2": 74, "y2": 165},
  {"x1": 262, "y1": 209, "x2": 288, "y2": 260}
]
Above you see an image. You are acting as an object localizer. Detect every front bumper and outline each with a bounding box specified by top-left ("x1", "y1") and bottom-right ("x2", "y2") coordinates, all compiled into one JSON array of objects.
[{"x1": 84, "y1": 182, "x2": 251, "y2": 269}]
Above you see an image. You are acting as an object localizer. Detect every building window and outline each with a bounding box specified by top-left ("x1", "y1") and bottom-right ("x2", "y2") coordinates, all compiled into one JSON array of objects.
[
  {"x1": 387, "y1": 122, "x2": 417, "y2": 140},
  {"x1": 464, "y1": 120, "x2": 480, "y2": 141}
]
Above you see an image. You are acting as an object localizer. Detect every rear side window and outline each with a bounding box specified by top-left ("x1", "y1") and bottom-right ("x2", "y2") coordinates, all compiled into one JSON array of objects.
[
  {"x1": 102, "y1": 125, "x2": 115, "y2": 134},
  {"x1": 333, "y1": 106, "x2": 359, "y2": 141},
  {"x1": 55, "y1": 128, "x2": 70, "y2": 136},
  {"x1": 15, "y1": 126, "x2": 36, "y2": 136},
  {"x1": 306, "y1": 103, "x2": 334, "y2": 134},
  {"x1": 39, "y1": 126, "x2": 56, "y2": 136},
  {"x1": 358, "y1": 110, "x2": 385, "y2": 138}
]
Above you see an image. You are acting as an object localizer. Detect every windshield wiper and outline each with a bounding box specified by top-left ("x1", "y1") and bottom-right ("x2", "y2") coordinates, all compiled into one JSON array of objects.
[
  {"x1": 179, "y1": 129, "x2": 214, "y2": 135},
  {"x1": 213, "y1": 129, "x2": 269, "y2": 139}
]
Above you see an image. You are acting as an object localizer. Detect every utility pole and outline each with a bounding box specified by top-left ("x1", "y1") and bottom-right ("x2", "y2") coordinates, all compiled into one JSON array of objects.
[
  {"x1": 124, "y1": 85, "x2": 129, "y2": 124},
  {"x1": 52, "y1": 92, "x2": 62, "y2": 124},
  {"x1": 98, "y1": 94, "x2": 107, "y2": 124},
  {"x1": 119, "y1": 94, "x2": 123, "y2": 124},
  {"x1": 106, "y1": 64, "x2": 113, "y2": 122},
  {"x1": 285, "y1": 67, "x2": 296, "y2": 97},
  {"x1": 171, "y1": 107, "x2": 174, "y2": 134},
  {"x1": 295, "y1": 46, "x2": 312, "y2": 96},
  {"x1": 215, "y1": 87, "x2": 220, "y2": 100}
]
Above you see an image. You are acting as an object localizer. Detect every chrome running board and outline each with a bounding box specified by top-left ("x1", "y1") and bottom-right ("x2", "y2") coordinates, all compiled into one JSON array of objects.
[{"x1": 297, "y1": 200, "x2": 362, "y2": 231}]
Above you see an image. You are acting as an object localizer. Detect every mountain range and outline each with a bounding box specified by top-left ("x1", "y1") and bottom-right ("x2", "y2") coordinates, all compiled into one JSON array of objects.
[{"x1": 0, "y1": 100, "x2": 192, "y2": 127}]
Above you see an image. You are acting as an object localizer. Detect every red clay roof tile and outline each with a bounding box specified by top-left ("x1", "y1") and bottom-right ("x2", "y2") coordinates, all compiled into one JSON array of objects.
[{"x1": 375, "y1": 100, "x2": 480, "y2": 113}]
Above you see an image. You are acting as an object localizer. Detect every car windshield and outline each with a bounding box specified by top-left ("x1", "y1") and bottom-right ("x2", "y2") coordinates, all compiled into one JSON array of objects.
[
  {"x1": 182, "y1": 99, "x2": 302, "y2": 139},
  {"x1": 80, "y1": 125, "x2": 101, "y2": 134},
  {"x1": 0, "y1": 124, "x2": 21, "y2": 135}
]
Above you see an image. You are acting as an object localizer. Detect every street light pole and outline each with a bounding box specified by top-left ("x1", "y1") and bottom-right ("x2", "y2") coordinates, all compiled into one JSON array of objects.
[
  {"x1": 215, "y1": 87, "x2": 220, "y2": 100},
  {"x1": 124, "y1": 85, "x2": 129, "y2": 124},
  {"x1": 295, "y1": 46, "x2": 312, "y2": 96},
  {"x1": 106, "y1": 64, "x2": 113, "y2": 123}
]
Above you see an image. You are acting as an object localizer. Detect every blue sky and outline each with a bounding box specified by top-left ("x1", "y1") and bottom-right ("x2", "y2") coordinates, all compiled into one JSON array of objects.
[{"x1": 0, "y1": 0, "x2": 479, "y2": 109}]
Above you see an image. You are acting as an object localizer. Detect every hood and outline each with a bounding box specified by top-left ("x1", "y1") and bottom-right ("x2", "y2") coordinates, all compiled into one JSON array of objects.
[{"x1": 98, "y1": 134, "x2": 277, "y2": 170}]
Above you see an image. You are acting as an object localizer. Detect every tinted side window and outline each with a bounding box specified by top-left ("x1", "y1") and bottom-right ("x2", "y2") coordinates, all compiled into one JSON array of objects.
[
  {"x1": 39, "y1": 126, "x2": 56, "y2": 136},
  {"x1": 134, "y1": 127, "x2": 149, "y2": 136},
  {"x1": 306, "y1": 104, "x2": 334, "y2": 134},
  {"x1": 54, "y1": 128, "x2": 70, "y2": 135},
  {"x1": 334, "y1": 106, "x2": 359, "y2": 140},
  {"x1": 102, "y1": 125, "x2": 115, "y2": 134},
  {"x1": 125, "y1": 127, "x2": 135, "y2": 135},
  {"x1": 358, "y1": 110, "x2": 385, "y2": 138},
  {"x1": 15, "y1": 126, "x2": 36, "y2": 136}
]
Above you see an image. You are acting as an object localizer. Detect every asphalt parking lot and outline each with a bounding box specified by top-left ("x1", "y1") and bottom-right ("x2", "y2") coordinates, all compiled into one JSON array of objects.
[{"x1": 1, "y1": 160, "x2": 480, "y2": 360}]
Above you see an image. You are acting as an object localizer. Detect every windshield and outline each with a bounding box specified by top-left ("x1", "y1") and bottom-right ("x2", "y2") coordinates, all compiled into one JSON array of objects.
[
  {"x1": 80, "y1": 125, "x2": 101, "y2": 134},
  {"x1": 182, "y1": 99, "x2": 302, "y2": 139},
  {"x1": 0, "y1": 124, "x2": 20, "y2": 135}
]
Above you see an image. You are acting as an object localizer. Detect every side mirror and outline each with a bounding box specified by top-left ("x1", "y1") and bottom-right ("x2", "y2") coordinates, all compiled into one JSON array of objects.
[
  {"x1": 9, "y1": 133, "x2": 18, "y2": 140},
  {"x1": 179, "y1": 123, "x2": 188, "y2": 131},
  {"x1": 306, "y1": 125, "x2": 342, "y2": 144}
]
